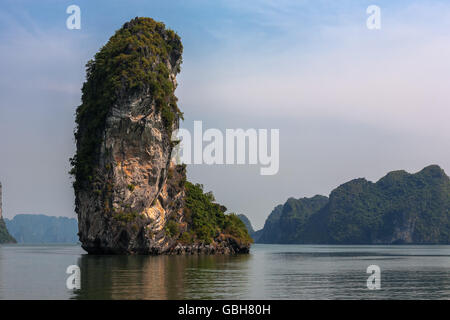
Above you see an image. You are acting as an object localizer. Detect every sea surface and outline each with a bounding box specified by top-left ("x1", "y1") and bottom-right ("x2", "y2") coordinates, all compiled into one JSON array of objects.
[{"x1": 1, "y1": 244, "x2": 450, "y2": 299}]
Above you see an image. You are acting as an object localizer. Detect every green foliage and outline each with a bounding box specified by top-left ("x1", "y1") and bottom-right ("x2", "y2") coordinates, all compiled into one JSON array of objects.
[
  {"x1": 127, "y1": 184, "x2": 135, "y2": 192},
  {"x1": 316, "y1": 165, "x2": 450, "y2": 244},
  {"x1": 257, "y1": 196, "x2": 328, "y2": 244},
  {"x1": 223, "y1": 213, "x2": 253, "y2": 242},
  {"x1": 113, "y1": 210, "x2": 139, "y2": 223},
  {"x1": 180, "y1": 182, "x2": 253, "y2": 245},
  {"x1": 70, "y1": 17, "x2": 183, "y2": 191},
  {"x1": 178, "y1": 230, "x2": 195, "y2": 244},
  {"x1": 165, "y1": 219, "x2": 180, "y2": 238},
  {"x1": 258, "y1": 165, "x2": 450, "y2": 245}
]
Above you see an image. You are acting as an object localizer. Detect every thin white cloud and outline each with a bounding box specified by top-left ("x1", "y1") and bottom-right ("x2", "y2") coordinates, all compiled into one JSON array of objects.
[{"x1": 179, "y1": 2, "x2": 450, "y2": 138}]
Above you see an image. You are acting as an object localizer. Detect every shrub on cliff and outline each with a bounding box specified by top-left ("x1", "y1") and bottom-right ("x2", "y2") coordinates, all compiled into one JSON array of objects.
[{"x1": 180, "y1": 182, "x2": 253, "y2": 246}]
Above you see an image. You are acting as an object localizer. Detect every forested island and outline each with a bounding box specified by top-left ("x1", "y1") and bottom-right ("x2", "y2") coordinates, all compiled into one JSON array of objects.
[{"x1": 246, "y1": 165, "x2": 450, "y2": 244}]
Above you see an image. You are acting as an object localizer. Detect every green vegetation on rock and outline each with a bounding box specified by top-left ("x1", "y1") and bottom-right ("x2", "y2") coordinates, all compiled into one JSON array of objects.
[
  {"x1": 257, "y1": 165, "x2": 450, "y2": 244},
  {"x1": 113, "y1": 210, "x2": 140, "y2": 223},
  {"x1": 313, "y1": 165, "x2": 450, "y2": 244},
  {"x1": 70, "y1": 17, "x2": 183, "y2": 192},
  {"x1": 178, "y1": 182, "x2": 253, "y2": 246},
  {"x1": 257, "y1": 196, "x2": 328, "y2": 244}
]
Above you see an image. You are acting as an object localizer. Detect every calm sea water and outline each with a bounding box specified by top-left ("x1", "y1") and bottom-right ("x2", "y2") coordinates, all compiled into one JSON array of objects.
[{"x1": 0, "y1": 244, "x2": 449, "y2": 299}]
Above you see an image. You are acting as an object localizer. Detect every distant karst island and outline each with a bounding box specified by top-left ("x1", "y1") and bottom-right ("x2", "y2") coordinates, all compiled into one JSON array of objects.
[
  {"x1": 5, "y1": 214, "x2": 78, "y2": 244},
  {"x1": 70, "y1": 17, "x2": 251, "y2": 255},
  {"x1": 241, "y1": 165, "x2": 450, "y2": 245},
  {"x1": 0, "y1": 182, "x2": 78, "y2": 244},
  {"x1": 0, "y1": 182, "x2": 16, "y2": 244}
]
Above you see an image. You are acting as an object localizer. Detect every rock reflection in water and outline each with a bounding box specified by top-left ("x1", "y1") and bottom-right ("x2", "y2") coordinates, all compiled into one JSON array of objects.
[{"x1": 73, "y1": 254, "x2": 252, "y2": 299}]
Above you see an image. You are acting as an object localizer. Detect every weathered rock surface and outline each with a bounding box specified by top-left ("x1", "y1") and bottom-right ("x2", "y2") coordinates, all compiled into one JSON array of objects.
[{"x1": 71, "y1": 17, "x2": 251, "y2": 254}]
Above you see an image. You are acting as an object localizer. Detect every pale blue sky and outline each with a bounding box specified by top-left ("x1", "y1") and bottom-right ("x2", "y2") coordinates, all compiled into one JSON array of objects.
[{"x1": 1, "y1": 0, "x2": 450, "y2": 228}]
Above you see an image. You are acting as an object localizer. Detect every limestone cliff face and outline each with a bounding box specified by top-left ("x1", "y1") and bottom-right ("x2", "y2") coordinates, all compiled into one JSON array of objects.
[
  {"x1": 76, "y1": 90, "x2": 185, "y2": 253},
  {"x1": 72, "y1": 17, "x2": 251, "y2": 254}
]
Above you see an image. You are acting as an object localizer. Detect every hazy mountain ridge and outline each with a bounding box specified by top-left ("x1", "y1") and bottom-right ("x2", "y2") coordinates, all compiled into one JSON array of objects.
[
  {"x1": 5, "y1": 214, "x2": 78, "y2": 243},
  {"x1": 255, "y1": 165, "x2": 450, "y2": 244}
]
